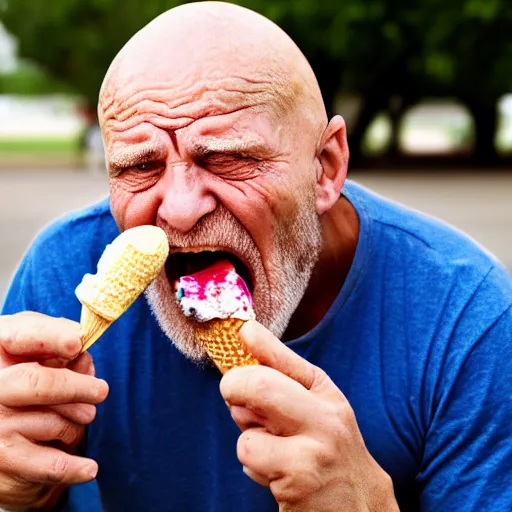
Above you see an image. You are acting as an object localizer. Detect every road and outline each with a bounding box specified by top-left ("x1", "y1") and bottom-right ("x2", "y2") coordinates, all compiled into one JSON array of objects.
[{"x1": 1, "y1": 168, "x2": 511, "y2": 306}]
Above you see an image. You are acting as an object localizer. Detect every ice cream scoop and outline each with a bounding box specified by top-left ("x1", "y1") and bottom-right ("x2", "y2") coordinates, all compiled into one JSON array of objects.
[
  {"x1": 75, "y1": 225, "x2": 169, "y2": 352},
  {"x1": 175, "y1": 260, "x2": 260, "y2": 374}
]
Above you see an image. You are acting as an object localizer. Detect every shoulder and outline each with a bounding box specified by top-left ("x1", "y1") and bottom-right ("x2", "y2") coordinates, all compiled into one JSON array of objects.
[
  {"x1": 2, "y1": 198, "x2": 120, "y2": 319},
  {"x1": 30, "y1": 197, "x2": 117, "y2": 257},
  {"x1": 344, "y1": 179, "x2": 511, "y2": 307},
  {"x1": 344, "y1": 179, "x2": 512, "y2": 371}
]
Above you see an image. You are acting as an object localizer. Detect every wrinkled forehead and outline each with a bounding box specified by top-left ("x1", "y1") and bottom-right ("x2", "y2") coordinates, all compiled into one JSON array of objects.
[
  {"x1": 99, "y1": 70, "x2": 297, "y2": 142},
  {"x1": 98, "y1": 17, "x2": 307, "y2": 138}
]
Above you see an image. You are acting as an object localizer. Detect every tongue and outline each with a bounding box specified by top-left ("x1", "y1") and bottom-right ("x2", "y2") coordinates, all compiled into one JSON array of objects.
[
  {"x1": 174, "y1": 260, "x2": 254, "y2": 322},
  {"x1": 180, "y1": 260, "x2": 236, "y2": 288}
]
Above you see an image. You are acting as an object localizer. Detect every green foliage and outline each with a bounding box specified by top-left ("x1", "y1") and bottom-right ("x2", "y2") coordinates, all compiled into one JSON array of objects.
[
  {"x1": 1, "y1": 0, "x2": 184, "y2": 106},
  {"x1": 2, "y1": 0, "x2": 511, "y2": 161},
  {"x1": 3, "y1": 0, "x2": 512, "y2": 104},
  {"x1": 0, "y1": 61, "x2": 70, "y2": 95}
]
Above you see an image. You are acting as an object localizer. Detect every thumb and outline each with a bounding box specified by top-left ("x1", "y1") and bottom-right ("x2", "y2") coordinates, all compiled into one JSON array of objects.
[{"x1": 239, "y1": 321, "x2": 318, "y2": 390}]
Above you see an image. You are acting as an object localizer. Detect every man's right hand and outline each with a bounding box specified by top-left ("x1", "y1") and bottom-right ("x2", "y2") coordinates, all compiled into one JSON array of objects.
[{"x1": 0, "y1": 312, "x2": 109, "y2": 511}]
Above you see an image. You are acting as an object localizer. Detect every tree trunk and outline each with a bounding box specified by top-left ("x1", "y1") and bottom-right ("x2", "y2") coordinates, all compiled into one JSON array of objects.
[
  {"x1": 467, "y1": 100, "x2": 499, "y2": 166},
  {"x1": 387, "y1": 96, "x2": 403, "y2": 158},
  {"x1": 347, "y1": 94, "x2": 388, "y2": 167}
]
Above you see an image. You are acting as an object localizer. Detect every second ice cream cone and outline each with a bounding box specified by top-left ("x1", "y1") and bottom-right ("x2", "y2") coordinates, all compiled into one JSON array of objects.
[{"x1": 196, "y1": 317, "x2": 259, "y2": 374}]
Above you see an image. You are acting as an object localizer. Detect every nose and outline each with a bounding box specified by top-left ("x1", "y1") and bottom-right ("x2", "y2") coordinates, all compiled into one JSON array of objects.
[{"x1": 157, "y1": 164, "x2": 217, "y2": 233}]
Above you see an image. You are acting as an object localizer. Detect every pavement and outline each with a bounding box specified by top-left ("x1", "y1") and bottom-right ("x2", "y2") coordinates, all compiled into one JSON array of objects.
[{"x1": 1, "y1": 168, "x2": 511, "y2": 306}]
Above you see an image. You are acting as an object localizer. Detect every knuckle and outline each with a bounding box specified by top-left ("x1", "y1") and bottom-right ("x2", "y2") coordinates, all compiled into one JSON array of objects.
[
  {"x1": 247, "y1": 373, "x2": 275, "y2": 412},
  {"x1": 312, "y1": 366, "x2": 332, "y2": 391},
  {"x1": 46, "y1": 454, "x2": 70, "y2": 483},
  {"x1": 0, "y1": 436, "x2": 19, "y2": 471},
  {"x1": 252, "y1": 373, "x2": 272, "y2": 397},
  {"x1": 0, "y1": 314, "x2": 13, "y2": 347},
  {"x1": 1, "y1": 313, "x2": 34, "y2": 349},
  {"x1": 310, "y1": 438, "x2": 335, "y2": 470},
  {"x1": 53, "y1": 417, "x2": 77, "y2": 444},
  {"x1": 27, "y1": 368, "x2": 52, "y2": 401},
  {"x1": 5, "y1": 363, "x2": 36, "y2": 388},
  {"x1": 271, "y1": 475, "x2": 303, "y2": 505}
]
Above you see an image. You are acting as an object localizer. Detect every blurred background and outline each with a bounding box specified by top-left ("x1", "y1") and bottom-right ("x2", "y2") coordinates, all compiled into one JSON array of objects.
[{"x1": 0, "y1": 0, "x2": 511, "y2": 304}]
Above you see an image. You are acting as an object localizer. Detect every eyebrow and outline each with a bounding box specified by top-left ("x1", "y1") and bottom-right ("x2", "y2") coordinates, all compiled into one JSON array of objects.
[
  {"x1": 108, "y1": 144, "x2": 164, "y2": 172},
  {"x1": 190, "y1": 138, "x2": 269, "y2": 158}
]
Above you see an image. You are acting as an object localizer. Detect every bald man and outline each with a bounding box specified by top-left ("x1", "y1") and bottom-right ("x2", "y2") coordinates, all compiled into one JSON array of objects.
[{"x1": 0, "y1": 3, "x2": 511, "y2": 511}]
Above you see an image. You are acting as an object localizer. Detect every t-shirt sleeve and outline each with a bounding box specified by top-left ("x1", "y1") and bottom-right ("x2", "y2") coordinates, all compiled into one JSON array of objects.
[
  {"x1": 2, "y1": 246, "x2": 38, "y2": 315},
  {"x1": 417, "y1": 266, "x2": 512, "y2": 511}
]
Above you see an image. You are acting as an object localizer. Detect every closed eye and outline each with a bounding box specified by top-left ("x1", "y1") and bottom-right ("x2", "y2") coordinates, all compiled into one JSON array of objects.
[{"x1": 198, "y1": 154, "x2": 264, "y2": 181}]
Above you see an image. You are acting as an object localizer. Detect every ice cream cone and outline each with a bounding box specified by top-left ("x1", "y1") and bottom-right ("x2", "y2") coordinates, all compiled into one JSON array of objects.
[
  {"x1": 196, "y1": 317, "x2": 259, "y2": 374},
  {"x1": 75, "y1": 225, "x2": 169, "y2": 352},
  {"x1": 79, "y1": 306, "x2": 113, "y2": 353}
]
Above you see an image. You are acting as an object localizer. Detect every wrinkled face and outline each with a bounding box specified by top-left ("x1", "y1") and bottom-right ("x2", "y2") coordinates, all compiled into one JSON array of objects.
[{"x1": 102, "y1": 76, "x2": 323, "y2": 361}]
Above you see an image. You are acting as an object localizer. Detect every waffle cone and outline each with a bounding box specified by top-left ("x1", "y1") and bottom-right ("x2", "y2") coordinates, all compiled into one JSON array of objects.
[
  {"x1": 196, "y1": 318, "x2": 260, "y2": 374},
  {"x1": 79, "y1": 305, "x2": 112, "y2": 353}
]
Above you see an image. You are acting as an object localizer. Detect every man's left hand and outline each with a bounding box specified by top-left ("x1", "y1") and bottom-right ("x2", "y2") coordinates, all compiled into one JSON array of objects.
[{"x1": 220, "y1": 321, "x2": 399, "y2": 512}]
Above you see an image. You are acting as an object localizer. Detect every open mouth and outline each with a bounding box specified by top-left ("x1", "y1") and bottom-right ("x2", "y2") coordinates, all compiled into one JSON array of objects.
[{"x1": 165, "y1": 249, "x2": 254, "y2": 293}]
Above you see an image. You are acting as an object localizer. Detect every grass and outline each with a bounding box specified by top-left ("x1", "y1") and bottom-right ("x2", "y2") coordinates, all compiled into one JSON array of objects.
[{"x1": 0, "y1": 137, "x2": 80, "y2": 154}]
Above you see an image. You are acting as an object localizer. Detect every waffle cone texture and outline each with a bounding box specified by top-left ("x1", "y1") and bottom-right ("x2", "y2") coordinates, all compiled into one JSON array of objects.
[
  {"x1": 196, "y1": 318, "x2": 260, "y2": 374},
  {"x1": 76, "y1": 225, "x2": 169, "y2": 351}
]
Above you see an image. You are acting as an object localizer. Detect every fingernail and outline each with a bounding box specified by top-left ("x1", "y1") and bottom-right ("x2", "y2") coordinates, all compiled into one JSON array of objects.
[{"x1": 81, "y1": 463, "x2": 98, "y2": 480}]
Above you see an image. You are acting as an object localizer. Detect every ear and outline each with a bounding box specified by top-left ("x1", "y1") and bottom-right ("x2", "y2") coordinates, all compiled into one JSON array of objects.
[{"x1": 314, "y1": 115, "x2": 350, "y2": 215}]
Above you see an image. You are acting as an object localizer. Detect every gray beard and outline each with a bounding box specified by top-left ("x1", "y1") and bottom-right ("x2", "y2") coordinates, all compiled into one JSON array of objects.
[{"x1": 144, "y1": 196, "x2": 322, "y2": 363}]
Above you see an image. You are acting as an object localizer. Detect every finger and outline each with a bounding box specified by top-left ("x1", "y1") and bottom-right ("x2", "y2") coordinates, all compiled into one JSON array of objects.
[
  {"x1": 229, "y1": 405, "x2": 266, "y2": 431},
  {"x1": 236, "y1": 427, "x2": 298, "y2": 481},
  {"x1": 42, "y1": 351, "x2": 95, "y2": 372},
  {"x1": 243, "y1": 466, "x2": 270, "y2": 487},
  {"x1": 239, "y1": 321, "x2": 326, "y2": 391},
  {"x1": 0, "y1": 312, "x2": 81, "y2": 361},
  {"x1": 2, "y1": 409, "x2": 84, "y2": 446},
  {"x1": 221, "y1": 365, "x2": 313, "y2": 435},
  {"x1": 0, "y1": 363, "x2": 109, "y2": 407},
  {"x1": 51, "y1": 403, "x2": 97, "y2": 425},
  {"x1": 50, "y1": 353, "x2": 97, "y2": 424},
  {"x1": 0, "y1": 435, "x2": 98, "y2": 485}
]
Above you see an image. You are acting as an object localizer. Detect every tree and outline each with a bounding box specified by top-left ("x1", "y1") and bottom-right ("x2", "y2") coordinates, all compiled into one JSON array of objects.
[
  {"x1": 2, "y1": 0, "x2": 512, "y2": 164},
  {"x1": 1, "y1": 0, "x2": 183, "y2": 110}
]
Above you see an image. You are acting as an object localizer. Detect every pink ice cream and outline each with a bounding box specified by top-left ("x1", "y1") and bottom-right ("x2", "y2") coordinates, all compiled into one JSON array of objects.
[{"x1": 175, "y1": 260, "x2": 255, "y2": 322}]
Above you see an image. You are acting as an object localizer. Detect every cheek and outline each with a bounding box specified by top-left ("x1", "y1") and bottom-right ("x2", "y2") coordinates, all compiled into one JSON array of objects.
[
  {"x1": 109, "y1": 179, "x2": 160, "y2": 231},
  {"x1": 220, "y1": 178, "x2": 299, "y2": 254},
  {"x1": 239, "y1": 179, "x2": 302, "y2": 228}
]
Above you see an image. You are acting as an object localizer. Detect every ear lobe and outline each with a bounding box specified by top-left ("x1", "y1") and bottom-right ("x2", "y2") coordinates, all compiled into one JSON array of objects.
[{"x1": 315, "y1": 115, "x2": 350, "y2": 215}]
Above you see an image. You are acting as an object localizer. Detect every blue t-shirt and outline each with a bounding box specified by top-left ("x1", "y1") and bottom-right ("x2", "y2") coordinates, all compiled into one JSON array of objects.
[{"x1": 2, "y1": 180, "x2": 511, "y2": 511}]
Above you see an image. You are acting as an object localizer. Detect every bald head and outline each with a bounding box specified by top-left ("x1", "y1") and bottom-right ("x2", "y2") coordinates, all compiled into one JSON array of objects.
[{"x1": 99, "y1": 2, "x2": 326, "y2": 137}]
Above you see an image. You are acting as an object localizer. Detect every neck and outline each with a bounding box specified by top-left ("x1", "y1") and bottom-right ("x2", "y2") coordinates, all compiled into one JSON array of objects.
[{"x1": 282, "y1": 195, "x2": 359, "y2": 342}]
